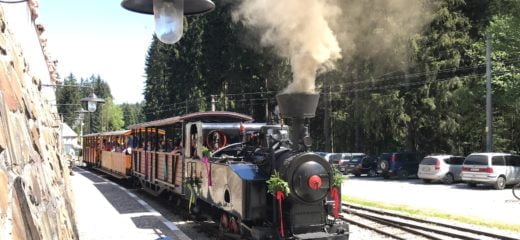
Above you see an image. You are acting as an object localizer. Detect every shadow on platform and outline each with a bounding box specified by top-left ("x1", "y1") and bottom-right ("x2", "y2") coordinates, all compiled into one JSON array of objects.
[{"x1": 75, "y1": 168, "x2": 148, "y2": 214}]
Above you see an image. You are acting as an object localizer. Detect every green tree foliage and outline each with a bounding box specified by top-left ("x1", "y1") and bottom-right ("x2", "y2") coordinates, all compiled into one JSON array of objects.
[
  {"x1": 56, "y1": 74, "x2": 115, "y2": 134},
  {"x1": 120, "y1": 102, "x2": 145, "y2": 128},
  {"x1": 142, "y1": 0, "x2": 520, "y2": 155},
  {"x1": 144, "y1": 1, "x2": 291, "y2": 122},
  {"x1": 56, "y1": 73, "x2": 81, "y2": 128},
  {"x1": 99, "y1": 97, "x2": 125, "y2": 131}
]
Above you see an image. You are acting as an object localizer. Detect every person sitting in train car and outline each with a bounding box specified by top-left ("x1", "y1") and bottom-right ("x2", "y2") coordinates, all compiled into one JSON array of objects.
[
  {"x1": 114, "y1": 137, "x2": 122, "y2": 152},
  {"x1": 171, "y1": 141, "x2": 183, "y2": 155},
  {"x1": 117, "y1": 139, "x2": 125, "y2": 152},
  {"x1": 127, "y1": 136, "x2": 134, "y2": 149},
  {"x1": 159, "y1": 139, "x2": 166, "y2": 152},
  {"x1": 131, "y1": 136, "x2": 140, "y2": 149},
  {"x1": 123, "y1": 138, "x2": 132, "y2": 155},
  {"x1": 105, "y1": 140, "x2": 113, "y2": 151},
  {"x1": 165, "y1": 139, "x2": 174, "y2": 152},
  {"x1": 98, "y1": 139, "x2": 105, "y2": 151},
  {"x1": 124, "y1": 145, "x2": 132, "y2": 155}
]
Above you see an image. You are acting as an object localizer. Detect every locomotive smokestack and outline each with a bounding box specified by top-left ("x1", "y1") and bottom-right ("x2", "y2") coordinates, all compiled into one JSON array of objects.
[{"x1": 276, "y1": 93, "x2": 320, "y2": 151}]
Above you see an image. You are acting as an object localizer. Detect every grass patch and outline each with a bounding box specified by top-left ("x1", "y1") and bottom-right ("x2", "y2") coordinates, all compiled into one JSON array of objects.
[{"x1": 343, "y1": 195, "x2": 520, "y2": 233}]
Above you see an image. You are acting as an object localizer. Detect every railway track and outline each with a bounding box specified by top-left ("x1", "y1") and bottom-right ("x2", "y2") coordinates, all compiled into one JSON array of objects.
[{"x1": 341, "y1": 203, "x2": 520, "y2": 240}]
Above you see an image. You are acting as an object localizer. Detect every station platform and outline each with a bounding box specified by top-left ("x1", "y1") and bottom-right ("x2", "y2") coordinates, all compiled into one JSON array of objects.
[{"x1": 71, "y1": 168, "x2": 190, "y2": 240}]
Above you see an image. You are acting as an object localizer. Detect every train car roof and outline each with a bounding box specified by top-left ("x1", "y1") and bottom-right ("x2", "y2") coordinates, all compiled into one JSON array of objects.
[
  {"x1": 98, "y1": 130, "x2": 132, "y2": 136},
  {"x1": 127, "y1": 111, "x2": 253, "y2": 129},
  {"x1": 82, "y1": 130, "x2": 131, "y2": 138},
  {"x1": 83, "y1": 133, "x2": 99, "y2": 137}
]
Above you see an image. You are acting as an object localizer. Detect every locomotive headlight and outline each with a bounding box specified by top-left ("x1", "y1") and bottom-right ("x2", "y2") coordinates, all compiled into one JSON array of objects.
[{"x1": 153, "y1": 0, "x2": 184, "y2": 44}]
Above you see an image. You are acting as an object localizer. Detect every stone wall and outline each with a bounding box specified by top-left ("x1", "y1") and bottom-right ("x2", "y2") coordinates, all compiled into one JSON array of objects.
[{"x1": 0, "y1": 4, "x2": 78, "y2": 240}]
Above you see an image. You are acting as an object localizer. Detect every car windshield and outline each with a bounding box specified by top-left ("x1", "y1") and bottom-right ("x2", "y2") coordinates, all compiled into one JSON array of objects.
[
  {"x1": 464, "y1": 155, "x2": 488, "y2": 165},
  {"x1": 379, "y1": 153, "x2": 393, "y2": 161},
  {"x1": 328, "y1": 154, "x2": 342, "y2": 163},
  {"x1": 316, "y1": 152, "x2": 327, "y2": 157},
  {"x1": 350, "y1": 156, "x2": 364, "y2": 163},
  {"x1": 420, "y1": 157, "x2": 437, "y2": 165}
]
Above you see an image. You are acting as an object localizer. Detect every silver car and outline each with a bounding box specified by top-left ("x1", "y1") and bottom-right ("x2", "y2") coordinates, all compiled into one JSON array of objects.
[
  {"x1": 461, "y1": 153, "x2": 520, "y2": 190},
  {"x1": 417, "y1": 155, "x2": 465, "y2": 184}
]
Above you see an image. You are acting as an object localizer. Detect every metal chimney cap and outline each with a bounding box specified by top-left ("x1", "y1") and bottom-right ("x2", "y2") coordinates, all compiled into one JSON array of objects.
[{"x1": 276, "y1": 93, "x2": 320, "y2": 119}]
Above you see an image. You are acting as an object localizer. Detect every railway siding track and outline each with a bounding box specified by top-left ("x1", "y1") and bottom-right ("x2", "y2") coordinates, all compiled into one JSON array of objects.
[{"x1": 341, "y1": 203, "x2": 520, "y2": 240}]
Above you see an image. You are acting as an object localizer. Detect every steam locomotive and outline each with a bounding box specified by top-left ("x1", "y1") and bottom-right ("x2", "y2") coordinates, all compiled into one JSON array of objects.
[{"x1": 82, "y1": 93, "x2": 349, "y2": 239}]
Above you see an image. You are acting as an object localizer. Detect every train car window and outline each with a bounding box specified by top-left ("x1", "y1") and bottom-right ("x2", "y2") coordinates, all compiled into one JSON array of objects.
[
  {"x1": 188, "y1": 124, "x2": 199, "y2": 158},
  {"x1": 206, "y1": 130, "x2": 228, "y2": 151}
]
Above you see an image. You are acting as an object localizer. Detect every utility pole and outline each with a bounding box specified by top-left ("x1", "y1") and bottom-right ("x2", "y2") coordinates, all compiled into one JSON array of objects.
[
  {"x1": 323, "y1": 78, "x2": 331, "y2": 152},
  {"x1": 486, "y1": 33, "x2": 493, "y2": 152},
  {"x1": 211, "y1": 95, "x2": 216, "y2": 111},
  {"x1": 265, "y1": 78, "x2": 269, "y2": 121}
]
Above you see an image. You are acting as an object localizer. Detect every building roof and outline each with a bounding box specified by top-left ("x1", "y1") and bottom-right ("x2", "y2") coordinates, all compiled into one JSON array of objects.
[{"x1": 61, "y1": 123, "x2": 77, "y2": 138}]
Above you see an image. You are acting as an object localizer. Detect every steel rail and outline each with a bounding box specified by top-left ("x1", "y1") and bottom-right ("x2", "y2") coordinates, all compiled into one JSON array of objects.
[
  {"x1": 349, "y1": 209, "x2": 478, "y2": 240},
  {"x1": 343, "y1": 203, "x2": 520, "y2": 240},
  {"x1": 339, "y1": 216, "x2": 406, "y2": 240}
]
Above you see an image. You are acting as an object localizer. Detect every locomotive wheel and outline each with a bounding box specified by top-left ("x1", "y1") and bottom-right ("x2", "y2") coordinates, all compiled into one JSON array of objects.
[
  {"x1": 131, "y1": 178, "x2": 141, "y2": 188},
  {"x1": 220, "y1": 213, "x2": 229, "y2": 231},
  {"x1": 229, "y1": 217, "x2": 239, "y2": 234}
]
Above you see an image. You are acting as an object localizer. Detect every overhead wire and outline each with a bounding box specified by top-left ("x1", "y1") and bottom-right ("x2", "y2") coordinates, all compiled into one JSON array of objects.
[
  {"x1": 134, "y1": 57, "x2": 520, "y2": 117},
  {"x1": 326, "y1": 57, "x2": 520, "y2": 88}
]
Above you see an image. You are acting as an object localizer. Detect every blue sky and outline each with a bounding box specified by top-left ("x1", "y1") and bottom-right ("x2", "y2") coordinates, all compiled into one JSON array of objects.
[{"x1": 39, "y1": 0, "x2": 155, "y2": 104}]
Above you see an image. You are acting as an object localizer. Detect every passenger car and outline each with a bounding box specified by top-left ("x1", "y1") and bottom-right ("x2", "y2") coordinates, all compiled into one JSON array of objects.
[
  {"x1": 345, "y1": 155, "x2": 377, "y2": 177},
  {"x1": 461, "y1": 152, "x2": 520, "y2": 190},
  {"x1": 417, "y1": 155, "x2": 465, "y2": 184},
  {"x1": 377, "y1": 152, "x2": 422, "y2": 179}
]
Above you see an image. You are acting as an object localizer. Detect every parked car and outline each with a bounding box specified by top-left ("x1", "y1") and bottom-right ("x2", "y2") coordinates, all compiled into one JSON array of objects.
[
  {"x1": 417, "y1": 155, "x2": 465, "y2": 184},
  {"x1": 345, "y1": 155, "x2": 378, "y2": 177},
  {"x1": 324, "y1": 153, "x2": 367, "y2": 174},
  {"x1": 324, "y1": 153, "x2": 344, "y2": 172},
  {"x1": 461, "y1": 152, "x2": 520, "y2": 190},
  {"x1": 377, "y1": 152, "x2": 423, "y2": 179}
]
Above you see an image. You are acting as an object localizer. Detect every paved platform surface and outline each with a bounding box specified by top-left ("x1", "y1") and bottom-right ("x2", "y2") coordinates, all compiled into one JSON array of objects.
[{"x1": 71, "y1": 168, "x2": 190, "y2": 240}]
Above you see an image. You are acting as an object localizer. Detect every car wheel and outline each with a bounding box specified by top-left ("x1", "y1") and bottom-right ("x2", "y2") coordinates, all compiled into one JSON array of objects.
[
  {"x1": 398, "y1": 170, "x2": 409, "y2": 180},
  {"x1": 368, "y1": 169, "x2": 377, "y2": 177},
  {"x1": 442, "y1": 173, "x2": 454, "y2": 185},
  {"x1": 378, "y1": 160, "x2": 389, "y2": 172},
  {"x1": 422, "y1": 179, "x2": 431, "y2": 184},
  {"x1": 494, "y1": 176, "x2": 506, "y2": 190}
]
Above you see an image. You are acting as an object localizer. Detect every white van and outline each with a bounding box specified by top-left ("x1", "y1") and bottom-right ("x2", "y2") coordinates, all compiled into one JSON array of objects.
[{"x1": 461, "y1": 153, "x2": 520, "y2": 190}]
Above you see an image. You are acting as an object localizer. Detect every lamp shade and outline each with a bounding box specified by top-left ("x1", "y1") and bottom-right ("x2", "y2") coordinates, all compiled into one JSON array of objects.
[
  {"x1": 121, "y1": 0, "x2": 215, "y2": 16},
  {"x1": 80, "y1": 93, "x2": 105, "y2": 113}
]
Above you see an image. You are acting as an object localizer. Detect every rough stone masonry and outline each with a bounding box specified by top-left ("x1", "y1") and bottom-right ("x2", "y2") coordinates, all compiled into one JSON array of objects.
[{"x1": 0, "y1": 4, "x2": 78, "y2": 240}]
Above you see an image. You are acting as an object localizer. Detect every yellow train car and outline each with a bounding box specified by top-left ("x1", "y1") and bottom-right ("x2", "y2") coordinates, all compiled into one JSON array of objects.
[{"x1": 95, "y1": 130, "x2": 133, "y2": 178}]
